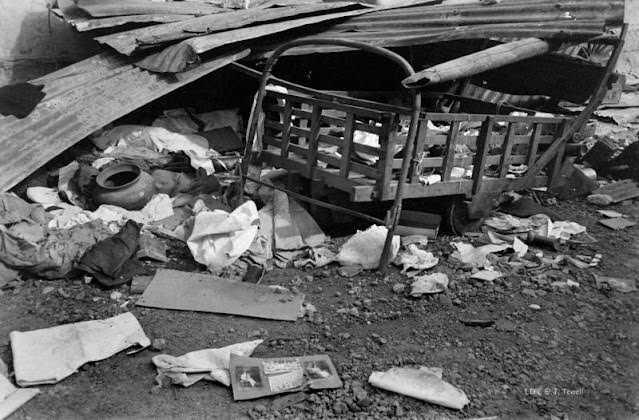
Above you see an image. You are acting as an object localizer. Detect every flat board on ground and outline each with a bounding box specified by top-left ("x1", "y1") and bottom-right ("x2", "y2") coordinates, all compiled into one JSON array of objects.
[{"x1": 137, "y1": 269, "x2": 304, "y2": 321}]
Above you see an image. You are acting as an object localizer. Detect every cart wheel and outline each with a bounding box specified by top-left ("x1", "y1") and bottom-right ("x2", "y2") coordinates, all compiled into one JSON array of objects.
[{"x1": 444, "y1": 199, "x2": 484, "y2": 236}]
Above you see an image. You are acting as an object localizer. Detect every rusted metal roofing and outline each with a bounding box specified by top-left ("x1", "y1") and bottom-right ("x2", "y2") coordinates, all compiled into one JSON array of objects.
[
  {"x1": 56, "y1": 0, "x2": 195, "y2": 32},
  {"x1": 263, "y1": 0, "x2": 623, "y2": 56},
  {"x1": 96, "y1": 2, "x2": 364, "y2": 56},
  {"x1": 0, "y1": 49, "x2": 249, "y2": 192},
  {"x1": 135, "y1": 7, "x2": 367, "y2": 73},
  {"x1": 74, "y1": 0, "x2": 229, "y2": 17}
]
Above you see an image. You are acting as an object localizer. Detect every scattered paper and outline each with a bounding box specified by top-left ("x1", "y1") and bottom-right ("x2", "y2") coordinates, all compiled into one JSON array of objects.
[
  {"x1": 596, "y1": 210, "x2": 624, "y2": 218},
  {"x1": 598, "y1": 217, "x2": 636, "y2": 230},
  {"x1": 10, "y1": 312, "x2": 150, "y2": 386},
  {"x1": 471, "y1": 270, "x2": 503, "y2": 282},
  {"x1": 396, "y1": 244, "x2": 439, "y2": 273},
  {"x1": 230, "y1": 354, "x2": 341, "y2": 401},
  {"x1": 336, "y1": 225, "x2": 399, "y2": 270},
  {"x1": 368, "y1": 366, "x2": 469, "y2": 410},
  {"x1": 451, "y1": 242, "x2": 510, "y2": 268},
  {"x1": 410, "y1": 273, "x2": 449, "y2": 296},
  {"x1": 0, "y1": 373, "x2": 39, "y2": 420},
  {"x1": 152, "y1": 340, "x2": 263, "y2": 387},
  {"x1": 594, "y1": 275, "x2": 637, "y2": 293}
]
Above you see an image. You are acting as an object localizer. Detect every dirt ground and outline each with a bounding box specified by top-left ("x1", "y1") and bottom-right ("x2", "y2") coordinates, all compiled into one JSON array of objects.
[{"x1": 1, "y1": 197, "x2": 638, "y2": 420}]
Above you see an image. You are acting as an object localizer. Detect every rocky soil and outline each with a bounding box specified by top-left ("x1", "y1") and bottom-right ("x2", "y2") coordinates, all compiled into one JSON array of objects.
[{"x1": 1, "y1": 198, "x2": 638, "y2": 420}]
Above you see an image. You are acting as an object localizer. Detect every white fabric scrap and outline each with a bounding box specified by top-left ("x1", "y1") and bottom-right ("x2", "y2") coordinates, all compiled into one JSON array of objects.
[
  {"x1": 187, "y1": 200, "x2": 259, "y2": 270},
  {"x1": 369, "y1": 366, "x2": 469, "y2": 410},
  {"x1": 152, "y1": 340, "x2": 263, "y2": 387},
  {"x1": 451, "y1": 242, "x2": 511, "y2": 268},
  {"x1": 396, "y1": 244, "x2": 439, "y2": 273},
  {"x1": 10, "y1": 312, "x2": 150, "y2": 387},
  {"x1": 410, "y1": 273, "x2": 449, "y2": 295},
  {"x1": 336, "y1": 225, "x2": 400, "y2": 270},
  {"x1": 95, "y1": 125, "x2": 216, "y2": 174},
  {"x1": 47, "y1": 194, "x2": 174, "y2": 230}
]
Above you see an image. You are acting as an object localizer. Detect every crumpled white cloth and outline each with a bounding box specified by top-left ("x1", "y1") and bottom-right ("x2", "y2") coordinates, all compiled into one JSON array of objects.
[
  {"x1": 10, "y1": 312, "x2": 150, "y2": 387},
  {"x1": 395, "y1": 244, "x2": 439, "y2": 273},
  {"x1": 94, "y1": 125, "x2": 216, "y2": 174},
  {"x1": 410, "y1": 273, "x2": 449, "y2": 295},
  {"x1": 47, "y1": 194, "x2": 174, "y2": 230},
  {"x1": 152, "y1": 340, "x2": 263, "y2": 387},
  {"x1": 484, "y1": 213, "x2": 586, "y2": 240},
  {"x1": 336, "y1": 225, "x2": 399, "y2": 270},
  {"x1": 187, "y1": 200, "x2": 259, "y2": 270}
]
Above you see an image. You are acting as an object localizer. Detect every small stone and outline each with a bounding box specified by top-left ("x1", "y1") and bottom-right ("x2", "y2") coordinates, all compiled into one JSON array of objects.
[
  {"x1": 42, "y1": 286, "x2": 55, "y2": 295},
  {"x1": 587, "y1": 194, "x2": 613, "y2": 206},
  {"x1": 110, "y1": 291, "x2": 123, "y2": 300},
  {"x1": 333, "y1": 402, "x2": 348, "y2": 414},
  {"x1": 254, "y1": 404, "x2": 267, "y2": 413},
  {"x1": 349, "y1": 308, "x2": 359, "y2": 317},
  {"x1": 521, "y1": 288, "x2": 537, "y2": 297},
  {"x1": 304, "y1": 275, "x2": 314, "y2": 282},
  {"x1": 248, "y1": 330, "x2": 262, "y2": 338},
  {"x1": 334, "y1": 291, "x2": 341, "y2": 297},
  {"x1": 529, "y1": 304, "x2": 541, "y2": 310},
  {"x1": 452, "y1": 298, "x2": 462, "y2": 306},
  {"x1": 150, "y1": 338, "x2": 167, "y2": 352},
  {"x1": 338, "y1": 333, "x2": 351, "y2": 339},
  {"x1": 392, "y1": 284, "x2": 405, "y2": 294}
]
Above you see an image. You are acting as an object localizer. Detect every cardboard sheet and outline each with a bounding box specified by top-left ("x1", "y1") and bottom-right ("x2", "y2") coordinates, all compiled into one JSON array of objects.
[{"x1": 138, "y1": 269, "x2": 304, "y2": 321}]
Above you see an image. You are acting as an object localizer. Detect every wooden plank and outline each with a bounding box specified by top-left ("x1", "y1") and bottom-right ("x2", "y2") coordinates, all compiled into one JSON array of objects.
[
  {"x1": 526, "y1": 122, "x2": 543, "y2": 168},
  {"x1": 410, "y1": 120, "x2": 429, "y2": 183},
  {"x1": 268, "y1": 90, "x2": 392, "y2": 121},
  {"x1": 547, "y1": 120, "x2": 570, "y2": 187},
  {"x1": 377, "y1": 116, "x2": 398, "y2": 200},
  {"x1": 471, "y1": 116, "x2": 495, "y2": 194},
  {"x1": 378, "y1": 175, "x2": 549, "y2": 201},
  {"x1": 340, "y1": 114, "x2": 355, "y2": 178},
  {"x1": 499, "y1": 122, "x2": 517, "y2": 178},
  {"x1": 419, "y1": 154, "x2": 528, "y2": 169},
  {"x1": 592, "y1": 180, "x2": 639, "y2": 202},
  {"x1": 441, "y1": 120, "x2": 461, "y2": 181},
  {"x1": 279, "y1": 102, "x2": 294, "y2": 158},
  {"x1": 420, "y1": 134, "x2": 555, "y2": 147},
  {"x1": 306, "y1": 105, "x2": 323, "y2": 180},
  {"x1": 138, "y1": 269, "x2": 304, "y2": 321}
]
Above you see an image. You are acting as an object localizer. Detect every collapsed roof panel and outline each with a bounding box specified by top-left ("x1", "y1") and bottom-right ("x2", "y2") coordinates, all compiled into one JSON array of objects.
[
  {"x1": 74, "y1": 0, "x2": 230, "y2": 17},
  {"x1": 0, "y1": 49, "x2": 249, "y2": 192},
  {"x1": 95, "y1": 2, "x2": 366, "y2": 55}
]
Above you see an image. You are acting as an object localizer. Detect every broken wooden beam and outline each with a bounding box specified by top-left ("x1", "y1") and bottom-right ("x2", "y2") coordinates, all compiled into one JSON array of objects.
[{"x1": 402, "y1": 38, "x2": 551, "y2": 88}]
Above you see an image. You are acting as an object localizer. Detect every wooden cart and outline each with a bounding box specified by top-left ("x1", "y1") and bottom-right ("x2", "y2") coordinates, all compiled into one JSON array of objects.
[{"x1": 242, "y1": 33, "x2": 625, "y2": 267}]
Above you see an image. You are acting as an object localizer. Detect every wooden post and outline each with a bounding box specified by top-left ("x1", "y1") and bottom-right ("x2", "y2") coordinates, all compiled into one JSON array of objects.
[
  {"x1": 441, "y1": 120, "x2": 461, "y2": 181},
  {"x1": 471, "y1": 117, "x2": 495, "y2": 195},
  {"x1": 340, "y1": 113, "x2": 355, "y2": 178},
  {"x1": 499, "y1": 122, "x2": 517, "y2": 178},
  {"x1": 280, "y1": 101, "x2": 293, "y2": 158}
]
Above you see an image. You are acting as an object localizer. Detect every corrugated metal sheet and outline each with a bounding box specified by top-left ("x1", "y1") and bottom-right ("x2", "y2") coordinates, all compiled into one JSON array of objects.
[
  {"x1": 75, "y1": 1, "x2": 229, "y2": 18},
  {"x1": 329, "y1": 0, "x2": 623, "y2": 30},
  {"x1": 0, "y1": 49, "x2": 249, "y2": 192},
  {"x1": 96, "y1": 2, "x2": 364, "y2": 56},
  {"x1": 135, "y1": 7, "x2": 367, "y2": 73},
  {"x1": 252, "y1": 20, "x2": 608, "y2": 57}
]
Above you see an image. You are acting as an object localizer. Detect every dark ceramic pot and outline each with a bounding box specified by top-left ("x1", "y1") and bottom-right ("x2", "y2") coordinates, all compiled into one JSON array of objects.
[{"x1": 93, "y1": 164, "x2": 156, "y2": 210}]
